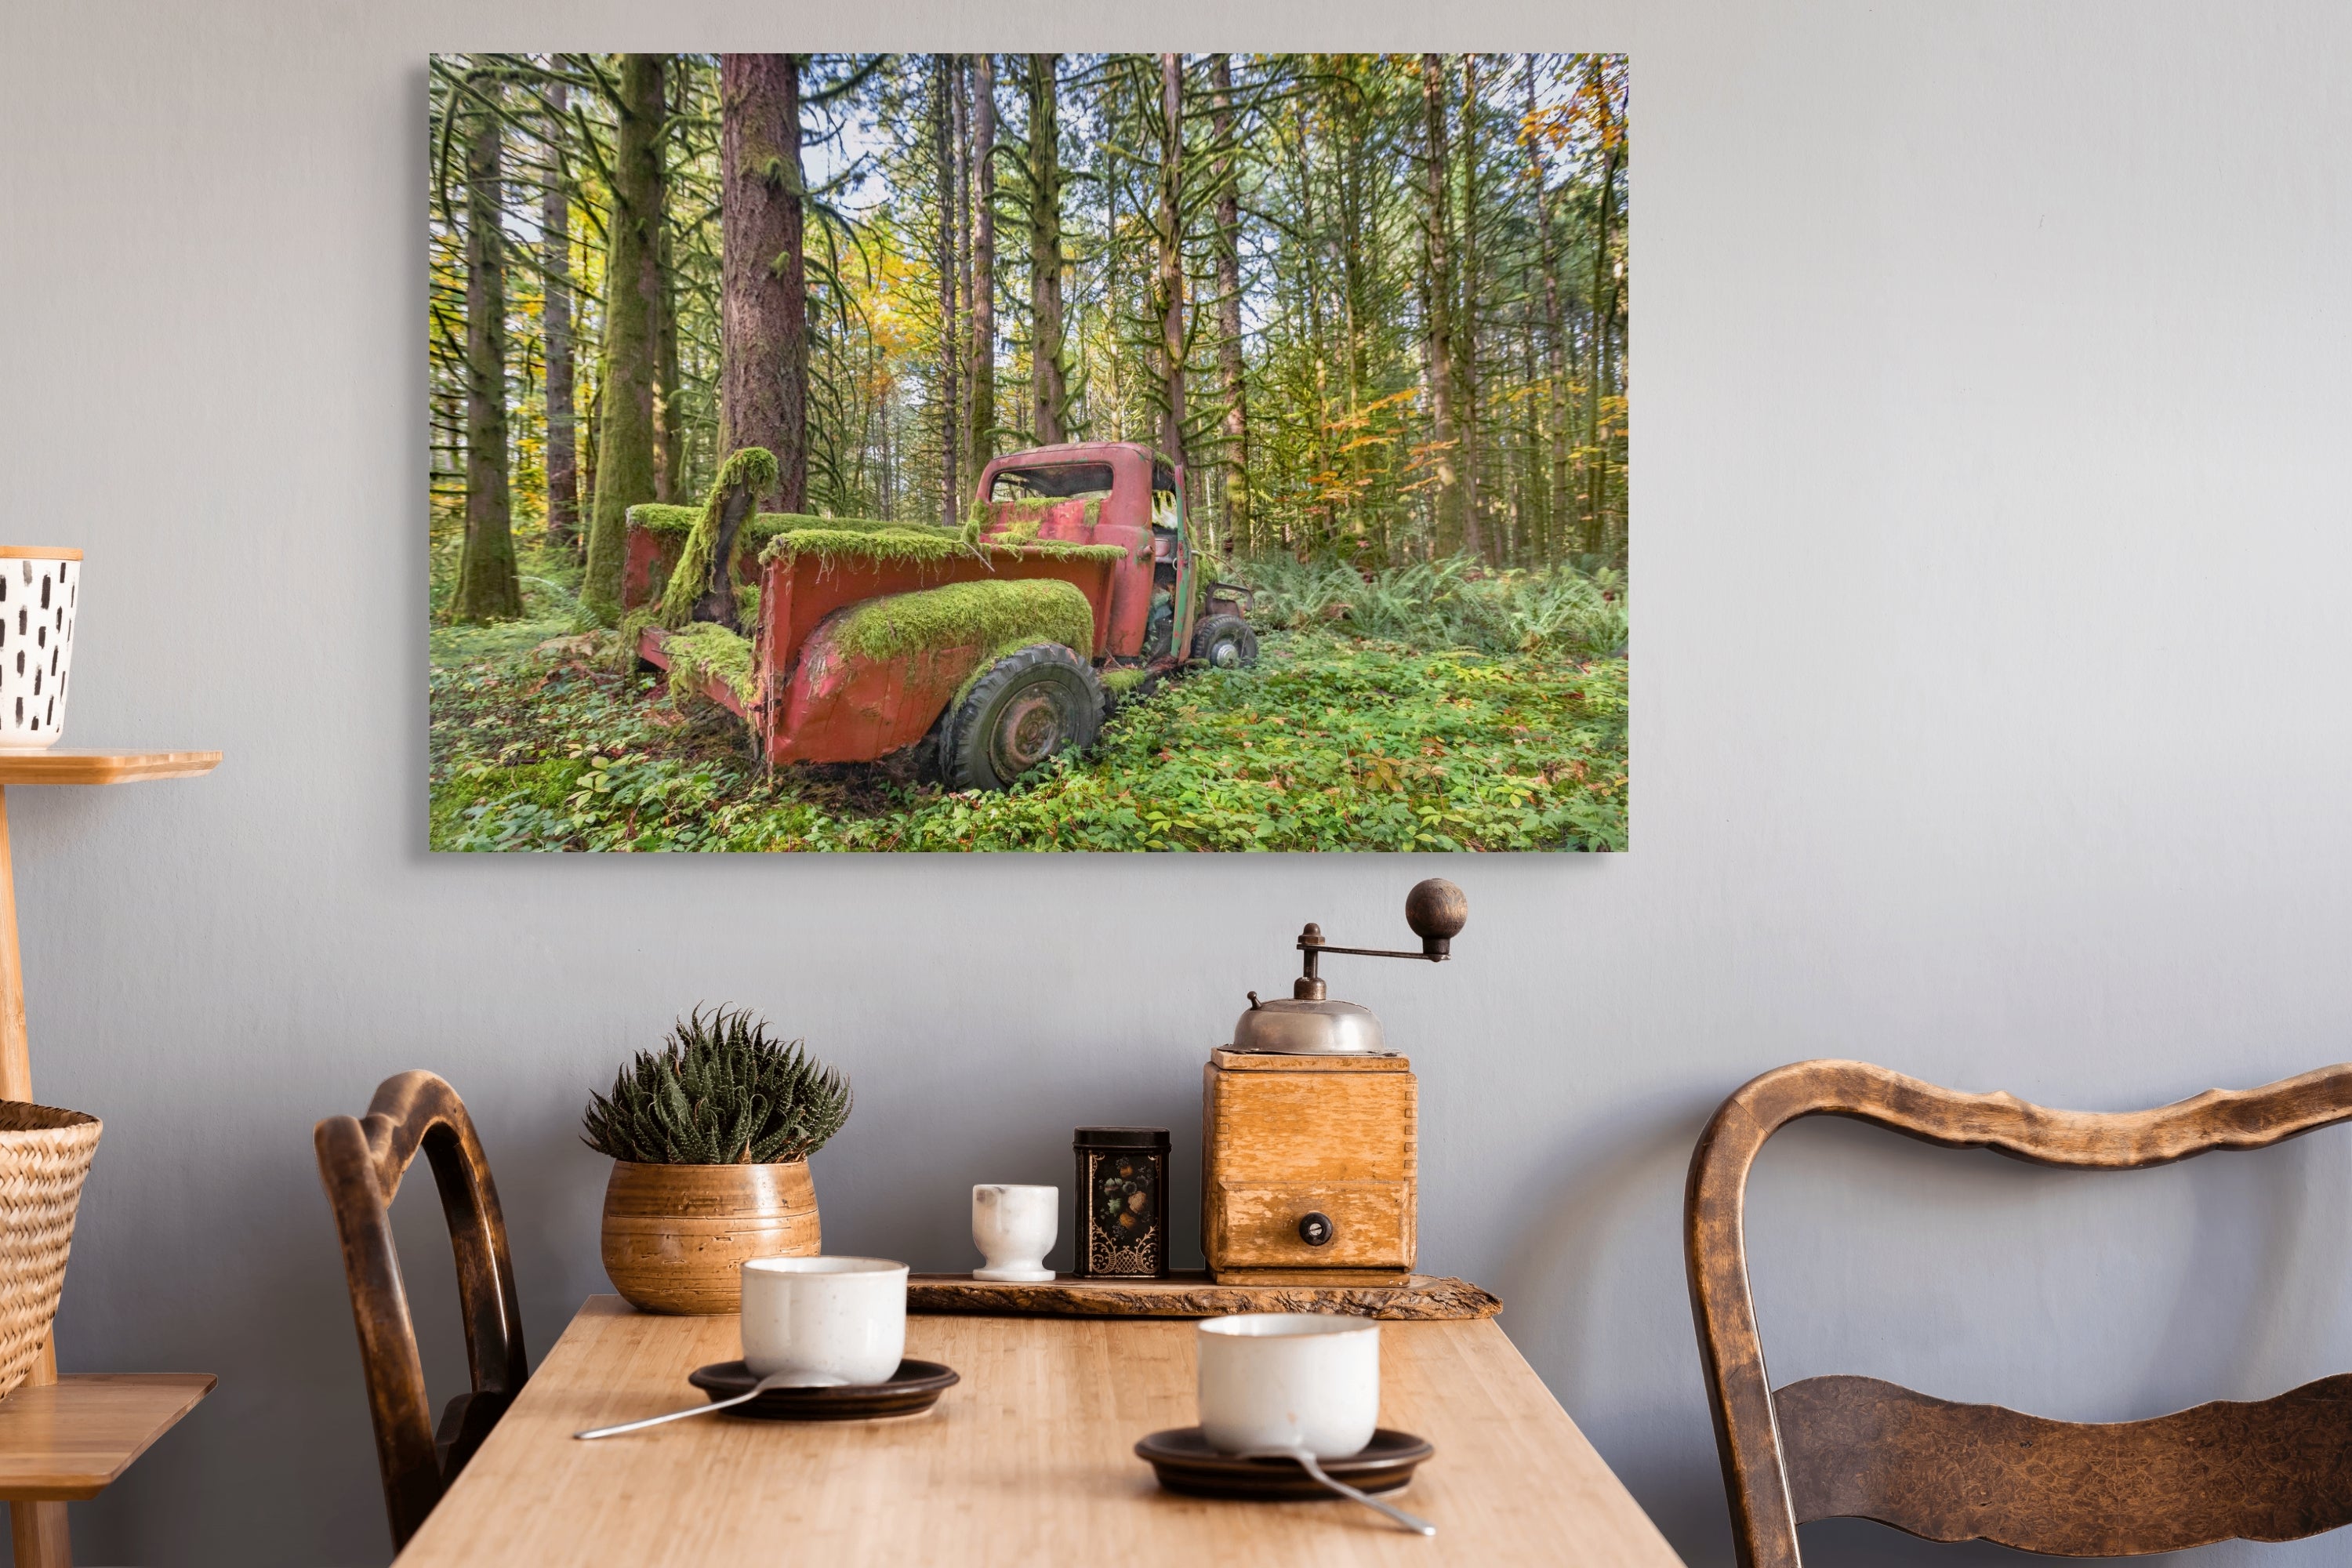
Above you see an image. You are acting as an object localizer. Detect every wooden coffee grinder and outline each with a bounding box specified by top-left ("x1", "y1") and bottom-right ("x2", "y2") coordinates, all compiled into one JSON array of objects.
[{"x1": 1202, "y1": 880, "x2": 1468, "y2": 1286}]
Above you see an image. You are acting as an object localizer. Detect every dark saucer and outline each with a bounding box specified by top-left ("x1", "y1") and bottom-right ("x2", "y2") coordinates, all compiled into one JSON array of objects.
[
  {"x1": 687, "y1": 1359, "x2": 959, "y2": 1421},
  {"x1": 1134, "y1": 1427, "x2": 1436, "y2": 1500}
]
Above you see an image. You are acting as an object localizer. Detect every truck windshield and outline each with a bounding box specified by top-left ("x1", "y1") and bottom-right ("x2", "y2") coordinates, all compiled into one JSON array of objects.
[{"x1": 990, "y1": 463, "x2": 1114, "y2": 502}]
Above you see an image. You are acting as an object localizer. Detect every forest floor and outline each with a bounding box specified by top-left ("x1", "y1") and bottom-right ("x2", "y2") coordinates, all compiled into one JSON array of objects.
[{"x1": 427, "y1": 537, "x2": 1628, "y2": 853}]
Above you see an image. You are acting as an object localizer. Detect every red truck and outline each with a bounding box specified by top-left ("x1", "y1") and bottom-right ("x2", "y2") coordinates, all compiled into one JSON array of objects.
[{"x1": 622, "y1": 441, "x2": 1257, "y2": 789}]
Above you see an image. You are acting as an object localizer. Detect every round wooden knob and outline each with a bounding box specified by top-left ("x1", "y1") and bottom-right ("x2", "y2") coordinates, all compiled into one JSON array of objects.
[{"x1": 1405, "y1": 879, "x2": 1468, "y2": 948}]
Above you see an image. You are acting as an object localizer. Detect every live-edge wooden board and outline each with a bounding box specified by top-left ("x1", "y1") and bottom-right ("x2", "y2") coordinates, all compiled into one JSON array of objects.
[
  {"x1": 909, "y1": 1271, "x2": 1500, "y2": 1320},
  {"x1": 0, "y1": 750, "x2": 221, "y2": 786}
]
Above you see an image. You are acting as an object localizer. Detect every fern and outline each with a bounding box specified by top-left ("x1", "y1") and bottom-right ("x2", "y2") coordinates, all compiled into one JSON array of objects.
[{"x1": 582, "y1": 1006, "x2": 852, "y2": 1165}]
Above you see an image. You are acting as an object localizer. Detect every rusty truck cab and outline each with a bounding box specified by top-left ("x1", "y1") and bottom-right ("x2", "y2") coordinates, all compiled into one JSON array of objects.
[{"x1": 975, "y1": 442, "x2": 1196, "y2": 666}]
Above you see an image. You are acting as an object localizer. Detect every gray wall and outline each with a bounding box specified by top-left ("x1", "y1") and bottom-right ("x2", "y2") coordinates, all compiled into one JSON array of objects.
[{"x1": 2, "y1": 1, "x2": 2347, "y2": 1563}]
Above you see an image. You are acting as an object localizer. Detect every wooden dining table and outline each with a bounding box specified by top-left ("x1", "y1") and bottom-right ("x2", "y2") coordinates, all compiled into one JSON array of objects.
[{"x1": 394, "y1": 1295, "x2": 1684, "y2": 1566}]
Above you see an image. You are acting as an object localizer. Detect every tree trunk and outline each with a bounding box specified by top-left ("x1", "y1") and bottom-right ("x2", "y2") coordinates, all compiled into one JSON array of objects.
[
  {"x1": 1026, "y1": 54, "x2": 1068, "y2": 444},
  {"x1": 936, "y1": 55, "x2": 961, "y2": 526},
  {"x1": 1527, "y1": 56, "x2": 1571, "y2": 564},
  {"x1": 583, "y1": 52, "x2": 666, "y2": 623},
  {"x1": 1455, "y1": 55, "x2": 1485, "y2": 562},
  {"x1": 968, "y1": 55, "x2": 997, "y2": 481},
  {"x1": 453, "y1": 76, "x2": 521, "y2": 622},
  {"x1": 1154, "y1": 53, "x2": 1187, "y2": 473},
  {"x1": 1419, "y1": 54, "x2": 1461, "y2": 557},
  {"x1": 1584, "y1": 56, "x2": 1621, "y2": 556},
  {"x1": 718, "y1": 53, "x2": 809, "y2": 514},
  {"x1": 1210, "y1": 54, "x2": 1247, "y2": 558},
  {"x1": 542, "y1": 78, "x2": 579, "y2": 549},
  {"x1": 652, "y1": 60, "x2": 684, "y2": 503}
]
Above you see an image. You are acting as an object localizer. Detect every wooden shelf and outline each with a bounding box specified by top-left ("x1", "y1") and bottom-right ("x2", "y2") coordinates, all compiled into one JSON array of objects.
[
  {"x1": 0, "y1": 751, "x2": 220, "y2": 786},
  {"x1": 0, "y1": 1375, "x2": 214, "y2": 1501},
  {"x1": 908, "y1": 1270, "x2": 1500, "y2": 1320}
]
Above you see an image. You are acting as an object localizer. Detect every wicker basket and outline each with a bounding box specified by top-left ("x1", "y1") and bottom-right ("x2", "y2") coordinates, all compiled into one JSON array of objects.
[{"x1": 0, "y1": 1102, "x2": 100, "y2": 1399}]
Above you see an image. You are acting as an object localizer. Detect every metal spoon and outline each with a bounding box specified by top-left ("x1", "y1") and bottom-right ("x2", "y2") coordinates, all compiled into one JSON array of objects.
[
  {"x1": 573, "y1": 1371, "x2": 850, "y2": 1439},
  {"x1": 1239, "y1": 1446, "x2": 1437, "y2": 1536}
]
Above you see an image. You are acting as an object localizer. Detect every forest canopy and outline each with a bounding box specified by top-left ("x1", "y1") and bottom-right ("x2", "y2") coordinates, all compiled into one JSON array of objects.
[{"x1": 426, "y1": 52, "x2": 1630, "y2": 624}]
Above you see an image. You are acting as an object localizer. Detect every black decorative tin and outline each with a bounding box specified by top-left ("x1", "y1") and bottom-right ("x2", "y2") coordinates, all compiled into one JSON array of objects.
[{"x1": 1073, "y1": 1127, "x2": 1171, "y2": 1279}]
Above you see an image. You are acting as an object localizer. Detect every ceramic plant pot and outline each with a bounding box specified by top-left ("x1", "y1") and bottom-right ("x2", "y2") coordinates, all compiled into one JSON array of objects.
[
  {"x1": 0, "y1": 550, "x2": 79, "y2": 750},
  {"x1": 601, "y1": 1159, "x2": 821, "y2": 1314}
]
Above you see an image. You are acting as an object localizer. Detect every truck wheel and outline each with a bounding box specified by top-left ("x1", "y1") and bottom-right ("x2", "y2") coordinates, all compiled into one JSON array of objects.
[
  {"x1": 1189, "y1": 614, "x2": 1259, "y2": 670},
  {"x1": 944, "y1": 644, "x2": 1104, "y2": 791}
]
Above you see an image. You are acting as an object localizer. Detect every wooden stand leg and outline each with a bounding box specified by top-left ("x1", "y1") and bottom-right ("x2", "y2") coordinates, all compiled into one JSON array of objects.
[{"x1": 0, "y1": 789, "x2": 73, "y2": 1565}]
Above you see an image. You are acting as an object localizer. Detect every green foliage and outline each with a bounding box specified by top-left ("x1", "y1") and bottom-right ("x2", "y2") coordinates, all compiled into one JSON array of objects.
[
  {"x1": 658, "y1": 447, "x2": 780, "y2": 629},
  {"x1": 660, "y1": 621, "x2": 760, "y2": 705},
  {"x1": 1099, "y1": 666, "x2": 1152, "y2": 697},
  {"x1": 833, "y1": 579, "x2": 1095, "y2": 666},
  {"x1": 1241, "y1": 554, "x2": 1628, "y2": 661},
  {"x1": 431, "y1": 627, "x2": 1624, "y2": 852},
  {"x1": 582, "y1": 1007, "x2": 852, "y2": 1165}
]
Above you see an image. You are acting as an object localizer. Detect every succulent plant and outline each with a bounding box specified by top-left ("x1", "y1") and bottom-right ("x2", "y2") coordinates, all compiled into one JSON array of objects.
[{"x1": 583, "y1": 1007, "x2": 851, "y2": 1165}]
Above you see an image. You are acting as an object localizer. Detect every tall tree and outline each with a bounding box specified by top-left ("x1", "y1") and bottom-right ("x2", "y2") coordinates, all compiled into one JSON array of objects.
[
  {"x1": 542, "y1": 77, "x2": 579, "y2": 550},
  {"x1": 1153, "y1": 53, "x2": 1187, "y2": 473},
  {"x1": 1455, "y1": 55, "x2": 1486, "y2": 561},
  {"x1": 1025, "y1": 53, "x2": 1069, "y2": 444},
  {"x1": 1210, "y1": 54, "x2": 1247, "y2": 554},
  {"x1": 452, "y1": 73, "x2": 522, "y2": 621},
  {"x1": 583, "y1": 52, "x2": 667, "y2": 623},
  {"x1": 718, "y1": 53, "x2": 809, "y2": 512},
  {"x1": 1583, "y1": 53, "x2": 1622, "y2": 554},
  {"x1": 652, "y1": 60, "x2": 685, "y2": 503},
  {"x1": 967, "y1": 55, "x2": 997, "y2": 482},
  {"x1": 935, "y1": 55, "x2": 961, "y2": 524},
  {"x1": 1419, "y1": 53, "x2": 1462, "y2": 555},
  {"x1": 1526, "y1": 56, "x2": 1572, "y2": 561}
]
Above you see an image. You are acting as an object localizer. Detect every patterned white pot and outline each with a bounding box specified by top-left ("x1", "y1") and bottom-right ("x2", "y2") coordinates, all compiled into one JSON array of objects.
[{"x1": 0, "y1": 550, "x2": 79, "y2": 750}]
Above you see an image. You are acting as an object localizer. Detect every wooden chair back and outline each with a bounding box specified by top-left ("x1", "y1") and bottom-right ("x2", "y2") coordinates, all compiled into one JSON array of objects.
[
  {"x1": 1686, "y1": 1058, "x2": 2352, "y2": 1565},
  {"x1": 315, "y1": 1071, "x2": 528, "y2": 1549}
]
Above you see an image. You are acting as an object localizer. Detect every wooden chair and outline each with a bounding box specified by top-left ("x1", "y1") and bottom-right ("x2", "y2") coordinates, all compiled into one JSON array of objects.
[
  {"x1": 315, "y1": 1071, "x2": 529, "y2": 1550},
  {"x1": 1686, "y1": 1058, "x2": 2352, "y2": 1565}
]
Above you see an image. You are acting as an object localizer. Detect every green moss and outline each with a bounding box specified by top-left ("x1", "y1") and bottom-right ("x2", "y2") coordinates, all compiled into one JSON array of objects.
[
  {"x1": 1100, "y1": 666, "x2": 1151, "y2": 697},
  {"x1": 983, "y1": 495, "x2": 1103, "y2": 544},
  {"x1": 658, "y1": 448, "x2": 780, "y2": 630},
  {"x1": 430, "y1": 759, "x2": 588, "y2": 848},
  {"x1": 661, "y1": 621, "x2": 760, "y2": 706},
  {"x1": 833, "y1": 579, "x2": 1096, "y2": 666}
]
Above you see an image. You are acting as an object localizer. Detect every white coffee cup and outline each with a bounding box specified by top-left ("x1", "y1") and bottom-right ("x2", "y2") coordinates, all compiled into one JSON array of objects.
[
  {"x1": 739, "y1": 1256, "x2": 908, "y2": 1385},
  {"x1": 1196, "y1": 1312, "x2": 1381, "y2": 1458},
  {"x1": 972, "y1": 1184, "x2": 1058, "y2": 1282}
]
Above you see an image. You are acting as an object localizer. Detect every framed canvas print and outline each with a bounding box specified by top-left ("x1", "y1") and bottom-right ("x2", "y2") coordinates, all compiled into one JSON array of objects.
[{"x1": 427, "y1": 53, "x2": 1628, "y2": 851}]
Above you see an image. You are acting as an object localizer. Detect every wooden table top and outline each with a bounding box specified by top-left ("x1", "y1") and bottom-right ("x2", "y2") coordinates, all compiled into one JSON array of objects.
[
  {"x1": 0, "y1": 1374, "x2": 216, "y2": 1500},
  {"x1": 396, "y1": 1297, "x2": 1682, "y2": 1567}
]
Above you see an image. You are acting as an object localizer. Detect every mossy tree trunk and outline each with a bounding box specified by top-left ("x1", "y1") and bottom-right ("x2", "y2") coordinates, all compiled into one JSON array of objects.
[
  {"x1": 453, "y1": 74, "x2": 522, "y2": 622},
  {"x1": 718, "y1": 53, "x2": 808, "y2": 514},
  {"x1": 1210, "y1": 54, "x2": 1247, "y2": 557},
  {"x1": 1025, "y1": 54, "x2": 1068, "y2": 445},
  {"x1": 654, "y1": 64, "x2": 684, "y2": 505},
  {"x1": 543, "y1": 78, "x2": 579, "y2": 550},
  {"x1": 967, "y1": 54, "x2": 996, "y2": 488},
  {"x1": 1153, "y1": 53, "x2": 1187, "y2": 476},
  {"x1": 583, "y1": 53, "x2": 666, "y2": 625}
]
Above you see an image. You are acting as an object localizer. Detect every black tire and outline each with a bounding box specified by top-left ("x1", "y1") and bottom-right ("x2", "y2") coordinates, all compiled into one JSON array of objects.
[
  {"x1": 943, "y1": 644, "x2": 1105, "y2": 791},
  {"x1": 1189, "y1": 614, "x2": 1259, "y2": 670}
]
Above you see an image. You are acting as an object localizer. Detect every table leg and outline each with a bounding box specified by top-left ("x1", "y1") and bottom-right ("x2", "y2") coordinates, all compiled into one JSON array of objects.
[
  {"x1": 0, "y1": 786, "x2": 29, "y2": 1103},
  {"x1": 0, "y1": 789, "x2": 73, "y2": 1566}
]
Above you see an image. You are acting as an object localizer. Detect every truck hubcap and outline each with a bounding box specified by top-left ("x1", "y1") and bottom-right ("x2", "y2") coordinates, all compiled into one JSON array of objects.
[
  {"x1": 1210, "y1": 638, "x2": 1242, "y2": 668},
  {"x1": 993, "y1": 689, "x2": 1065, "y2": 775}
]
